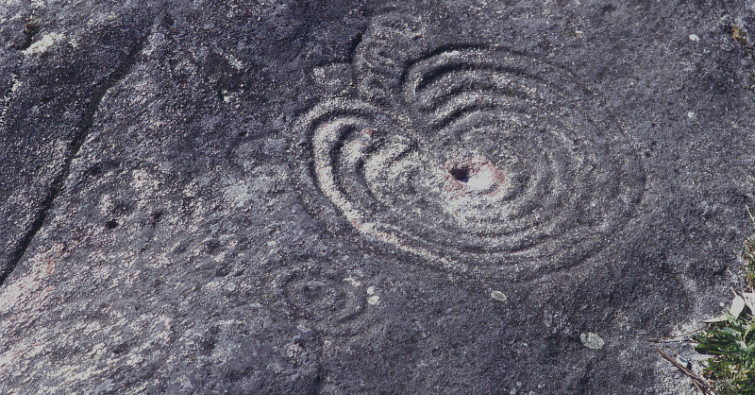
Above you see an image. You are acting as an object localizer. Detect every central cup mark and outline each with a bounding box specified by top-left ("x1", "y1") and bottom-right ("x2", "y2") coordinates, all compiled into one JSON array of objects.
[
  {"x1": 449, "y1": 164, "x2": 470, "y2": 183},
  {"x1": 444, "y1": 156, "x2": 506, "y2": 196}
]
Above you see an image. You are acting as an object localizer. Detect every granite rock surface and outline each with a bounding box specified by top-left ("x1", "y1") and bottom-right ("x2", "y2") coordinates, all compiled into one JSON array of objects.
[{"x1": 1, "y1": 0, "x2": 755, "y2": 393}]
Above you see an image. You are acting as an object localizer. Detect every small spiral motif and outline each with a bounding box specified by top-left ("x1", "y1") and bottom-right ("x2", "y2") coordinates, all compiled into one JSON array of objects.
[
  {"x1": 269, "y1": 261, "x2": 370, "y2": 336},
  {"x1": 295, "y1": 41, "x2": 644, "y2": 280}
]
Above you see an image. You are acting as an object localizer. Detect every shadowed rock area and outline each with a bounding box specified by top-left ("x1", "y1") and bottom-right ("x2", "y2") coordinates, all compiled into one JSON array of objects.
[{"x1": 1, "y1": 0, "x2": 754, "y2": 393}]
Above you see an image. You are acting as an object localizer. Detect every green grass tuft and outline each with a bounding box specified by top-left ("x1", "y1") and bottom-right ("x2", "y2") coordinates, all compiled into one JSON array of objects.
[
  {"x1": 742, "y1": 238, "x2": 755, "y2": 290},
  {"x1": 692, "y1": 211, "x2": 755, "y2": 395},
  {"x1": 693, "y1": 311, "x2": 755, "y2": 395}
]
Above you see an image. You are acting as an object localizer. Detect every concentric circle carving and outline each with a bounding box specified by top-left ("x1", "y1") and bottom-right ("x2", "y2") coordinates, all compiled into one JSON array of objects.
[
  {"x1": 268, "y1": 260, "x2": 373, "y2": 336},
  {"x1": 295, "y1": 39, "x2": 644, "y2": 280}
]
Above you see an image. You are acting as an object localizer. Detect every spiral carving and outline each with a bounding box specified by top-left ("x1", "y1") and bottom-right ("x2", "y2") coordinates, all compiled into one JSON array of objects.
[{"x1": 295, "y1": 32, "x2": 644, "y2": 281}]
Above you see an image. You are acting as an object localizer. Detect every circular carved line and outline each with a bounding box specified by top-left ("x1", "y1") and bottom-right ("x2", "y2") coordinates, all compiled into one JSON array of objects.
[
  {"x1": 295, "y1": 46, "x2": 645, "y2": 281},
  {"x1": 269, "y1": 260, "x2": 371, "y2": 336}
]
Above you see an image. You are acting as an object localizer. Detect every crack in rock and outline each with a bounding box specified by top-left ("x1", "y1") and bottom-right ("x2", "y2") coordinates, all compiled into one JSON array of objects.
[{"x1": 0, "y1": 29, "x2": 151, "y2": 288}]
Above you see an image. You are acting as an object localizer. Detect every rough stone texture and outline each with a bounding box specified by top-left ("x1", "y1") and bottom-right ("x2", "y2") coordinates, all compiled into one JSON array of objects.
[{"x1": 1, "y1": 0, "x2": 754, "y2": 393}]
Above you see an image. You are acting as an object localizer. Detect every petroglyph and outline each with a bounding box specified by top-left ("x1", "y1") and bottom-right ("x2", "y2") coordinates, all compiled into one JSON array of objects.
[
  {"x1": 294, "y1": 15, "x2": 645, "y2": 281},
  {"x1": 268, "y1": 259, "x2": 377, "y2": 337}
]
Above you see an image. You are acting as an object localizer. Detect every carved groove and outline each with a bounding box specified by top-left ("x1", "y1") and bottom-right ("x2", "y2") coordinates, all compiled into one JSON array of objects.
[
  {"x1": 294, "y1": 17, "x2": 644, "y2": 281},
  {"x1": 269, "y1": 259, "x2": 374, "y2": 337}
]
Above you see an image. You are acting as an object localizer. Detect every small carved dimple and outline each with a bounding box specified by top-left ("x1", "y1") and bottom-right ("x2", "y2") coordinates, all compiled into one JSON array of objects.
[
  {"x1": 449, "y1": 165, "x2": 470, "y2": 183},
  {"x1": 105, "y1": 219, "x2": 119, "y2": 229}
]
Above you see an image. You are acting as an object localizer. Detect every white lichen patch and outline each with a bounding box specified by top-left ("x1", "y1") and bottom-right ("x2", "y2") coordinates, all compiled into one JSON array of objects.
[
  {"x1": 490, "y1": 290, "x2": 507, "y2": 302},
  {"x1": 367, "y1": 286, "x2": 380, "y2": 305},
  {"x1": 580, "y1": 332, "x2": 605, "y2": 350},
  {"x1": 23, "y1": 32, "x2": 66, "y2": 55}
]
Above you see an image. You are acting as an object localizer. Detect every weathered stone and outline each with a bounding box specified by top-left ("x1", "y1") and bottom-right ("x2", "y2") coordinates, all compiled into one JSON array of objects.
[{"x1": 1, "y1": 1, "x2": 754, "y2": 393}]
